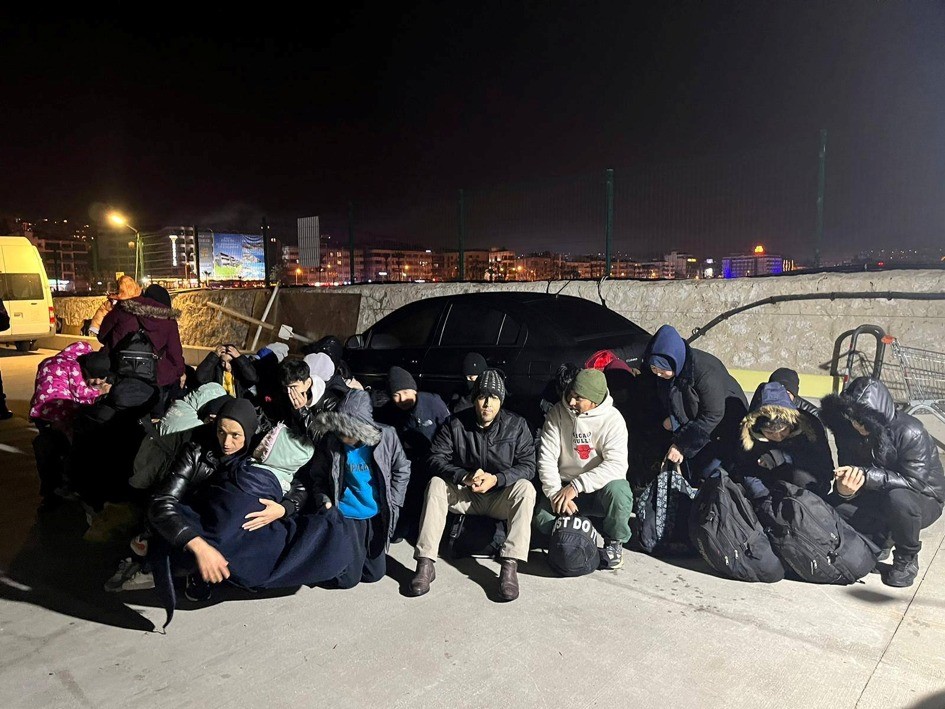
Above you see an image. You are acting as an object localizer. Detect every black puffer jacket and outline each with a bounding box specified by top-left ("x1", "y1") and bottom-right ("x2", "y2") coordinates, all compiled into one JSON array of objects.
[
  {"x1": 428, "y1": 407, "x2": 536, "y2": 487},
  {"x1": 643, "y1": 327, "x2": 748, "y2": 459},
  {"x1": 148, "y1": 438, "x2": 309, "y2": 548},
  {"x1": 821, "y1": 377, "x2": 945, "y2": 504}
]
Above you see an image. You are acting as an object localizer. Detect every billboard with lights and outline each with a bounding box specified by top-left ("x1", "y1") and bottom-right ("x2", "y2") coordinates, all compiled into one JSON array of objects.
[{"x1": 197, "y1": 232, "x2": 265, "y2": 281}]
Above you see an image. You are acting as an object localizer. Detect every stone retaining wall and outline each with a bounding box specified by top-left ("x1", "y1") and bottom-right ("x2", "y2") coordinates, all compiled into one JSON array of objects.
[{"x1": 54, "y1": 270, "x2": 945, "y2": 376}]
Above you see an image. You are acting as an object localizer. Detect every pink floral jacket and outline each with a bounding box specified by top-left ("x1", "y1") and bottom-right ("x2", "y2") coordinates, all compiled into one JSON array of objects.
[{"x1": 29, "y1": 342, "x2": 102, "y2": 427}]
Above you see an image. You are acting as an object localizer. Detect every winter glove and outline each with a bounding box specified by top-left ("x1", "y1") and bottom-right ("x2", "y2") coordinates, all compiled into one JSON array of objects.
[{"x1": 757, "y1": 450, "x2": 792, "y2": 470}]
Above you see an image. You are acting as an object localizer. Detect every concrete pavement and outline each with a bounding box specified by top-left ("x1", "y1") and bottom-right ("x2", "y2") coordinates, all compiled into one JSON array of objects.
[{"x1": 0, "y1": 347, "x2": 943, "y2": 709}]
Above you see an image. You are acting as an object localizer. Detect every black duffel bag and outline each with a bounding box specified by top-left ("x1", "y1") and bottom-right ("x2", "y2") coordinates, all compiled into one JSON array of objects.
[
  {"x1": 689, "y1": 471, "x2": 784, "y2": 583},
  {"x1": 766, "y1": 481, "x2": 879, "y2": 585}
]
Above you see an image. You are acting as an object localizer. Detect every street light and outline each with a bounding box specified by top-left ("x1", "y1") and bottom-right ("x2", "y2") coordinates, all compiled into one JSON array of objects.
[
  {"x1": 108, "y1": 212, "x2": 142, "y2": 281},
  {"x1": 295, "y1": 267, "x2": 302, "y2": 286}
]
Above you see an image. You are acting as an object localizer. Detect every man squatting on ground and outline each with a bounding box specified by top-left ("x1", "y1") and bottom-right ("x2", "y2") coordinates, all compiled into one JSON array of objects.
[
  {"x1": 535, "y1": 367, "x2": 633, "y2": 569},
  {"x1": 409, "y1": 369, "x2": 536, "y2": 601}
]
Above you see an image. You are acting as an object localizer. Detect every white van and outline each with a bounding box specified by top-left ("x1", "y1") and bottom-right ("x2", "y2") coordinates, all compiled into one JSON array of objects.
[{"x1": 0, "y1": 236, "x2": 56, "y2": 351}]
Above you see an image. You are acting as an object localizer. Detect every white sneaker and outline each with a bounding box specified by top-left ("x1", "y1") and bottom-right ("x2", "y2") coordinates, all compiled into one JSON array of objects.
[{"x1": 120, "y1": 570, "x2": 154, "y2": 591}]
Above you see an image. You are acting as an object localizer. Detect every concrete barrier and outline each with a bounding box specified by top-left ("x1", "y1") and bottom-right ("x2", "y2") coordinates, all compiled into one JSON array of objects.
[{"x1": 54, "y1": 270, "x2": 945, "y2": 383}]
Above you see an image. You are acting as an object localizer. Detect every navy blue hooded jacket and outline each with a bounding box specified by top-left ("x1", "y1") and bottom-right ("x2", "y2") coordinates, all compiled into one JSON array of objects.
[{"x1": 643, "y1": 325, "x2": 747, "y2": 461}]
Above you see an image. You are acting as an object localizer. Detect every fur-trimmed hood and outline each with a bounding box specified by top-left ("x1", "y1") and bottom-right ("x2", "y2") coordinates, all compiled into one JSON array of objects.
[
  {"x1": 120, "y1": 296, "x2": 181, "y2": 320},
  {"x1": 741, "y1": 405, "x2": 817, "y2": 450},
  {"x1": 741, "y1": 382, "x2": 817, "y2": 450},
  {"x1": 312, "y1": 389, "x2": 382, "y2": 447}
]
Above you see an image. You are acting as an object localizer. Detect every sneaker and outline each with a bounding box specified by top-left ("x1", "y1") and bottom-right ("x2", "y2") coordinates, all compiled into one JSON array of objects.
[
  {"x1": 877, "y1": 544, "x2": 893, "y2": 563},
  {"x1": 120, "y1": 569, "x2": 154, "y2": 591},
  {"x1": 104, "y1": 557, "x2": 141, "y2": 592},
  {"x1": 0, "y1": 409, "x2": 13, "y2": 421},
  {"x1": 884, "y1": 551, "x2": 919, "y2": 588},
  {"x1": 601, "y1": 540, "x2": 625, "y2": 570},
  {"x1": 185, "y1": 574, "x2": 212, "y2": 602}
]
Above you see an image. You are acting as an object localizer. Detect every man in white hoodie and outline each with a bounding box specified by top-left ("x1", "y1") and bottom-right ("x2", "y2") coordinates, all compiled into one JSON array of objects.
[{"x1": 535, "y1": 368, "x2": 633, "y2": 570}]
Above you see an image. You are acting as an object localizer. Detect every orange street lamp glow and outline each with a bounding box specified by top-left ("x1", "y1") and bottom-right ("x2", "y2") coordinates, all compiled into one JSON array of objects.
[{"x1": 754, "y1": 245, "x2": 765, "y2": 254}]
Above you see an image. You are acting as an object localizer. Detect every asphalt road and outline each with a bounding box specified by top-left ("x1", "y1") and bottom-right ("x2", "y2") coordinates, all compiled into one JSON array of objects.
[{"x1": 1, "y1": 346, "x2": 943, "y2": 708}]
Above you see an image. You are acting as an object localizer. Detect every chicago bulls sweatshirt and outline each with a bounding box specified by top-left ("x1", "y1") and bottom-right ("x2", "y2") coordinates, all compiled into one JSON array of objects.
[{"x1": 537, "y1": 393, "x2": 629, "y2": 499}]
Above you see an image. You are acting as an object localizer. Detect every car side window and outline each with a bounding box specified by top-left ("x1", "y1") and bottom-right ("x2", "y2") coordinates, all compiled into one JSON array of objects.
[
  {"x1": 440, "y1": 303, "x2": 518, "y2": 347},
  {"x1": 368, "y1": 302, "x2": 440, "y2": 349}
]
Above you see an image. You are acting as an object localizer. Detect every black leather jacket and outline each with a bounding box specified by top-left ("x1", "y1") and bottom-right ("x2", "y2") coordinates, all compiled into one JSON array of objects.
[
  {"x1": 428, "y1": 407, "x2": 536, "y2": 488},
  {"x1": 822, "y1": 377, "x2": 945, "y2": 504},
  {"x1": 148, "y1": 440, "x2": 308, "y2": 548}
]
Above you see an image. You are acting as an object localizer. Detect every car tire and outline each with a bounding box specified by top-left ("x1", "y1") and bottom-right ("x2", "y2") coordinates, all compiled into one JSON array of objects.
[{"x1": 15, "y1": 340, "x2": 35, "y2": 352}]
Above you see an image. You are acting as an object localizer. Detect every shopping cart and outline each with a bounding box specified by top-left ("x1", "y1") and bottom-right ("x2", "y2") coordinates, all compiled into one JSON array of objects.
[{"x1": 884, "y1": 336, "x2": 945, "y2": 424}]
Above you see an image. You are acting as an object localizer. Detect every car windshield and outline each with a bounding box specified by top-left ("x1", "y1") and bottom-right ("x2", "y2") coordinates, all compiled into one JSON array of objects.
[{"x1": 537, "y1": 299, "x2": 646, "y2": 340}]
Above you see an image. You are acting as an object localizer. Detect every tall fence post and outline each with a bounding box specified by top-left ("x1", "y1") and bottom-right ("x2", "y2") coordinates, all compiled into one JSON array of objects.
[
  {"x1": 458, "y1": 189, "x2": 466, "y2": 281},
  {"x1": 261, "y1": 217, "x2": 270, "y2": 285},
  {"x1": 347, "y1": 202, "x2": 356, "y2": 284},
  {"x1": 193, "y1": 225, "x2": 201, "y2": 286},
  {"x1": 604, "y1": 168, "x2": 614, "y2": 278},
  {"x1": 815, "y1": 129, "x2": 827, "y2": 268}
]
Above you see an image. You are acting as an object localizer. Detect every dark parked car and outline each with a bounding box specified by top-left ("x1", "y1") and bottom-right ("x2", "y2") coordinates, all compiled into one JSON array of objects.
[{"x1": 344, "y1": 292, "x2": 651, "y2": 425}]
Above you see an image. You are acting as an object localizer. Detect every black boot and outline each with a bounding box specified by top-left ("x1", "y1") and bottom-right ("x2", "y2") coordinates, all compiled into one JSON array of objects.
[
  {"x1": 499, "y1": 559, "x2": 519, "y2": 601},
  {"x1": 884, "y1": 551, "x2": 919, "y2": 588},
  {"x1": 410, "y1": 558, "x2": 436, "y2": 596}
]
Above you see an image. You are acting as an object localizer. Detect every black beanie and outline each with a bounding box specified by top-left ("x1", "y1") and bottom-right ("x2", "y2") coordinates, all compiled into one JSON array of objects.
[
  {"x1": 462, "y1": 352, "x2": 488, "y2": 378},
  {"x1": 388, "y1": 366, "x2": 418, "y2": 395},
  {"x1": 78, "y1": 351, "x2": 111, "y2": 380},
  {"x1": 769, "y1": 368, "x2": 800, "y2": 398},
  {"x1": 216, "y1": 398, "x2": 257, "y2": 442},
  {"x1": 144, "y1": 284, "x2": 172, "y2": 308}
]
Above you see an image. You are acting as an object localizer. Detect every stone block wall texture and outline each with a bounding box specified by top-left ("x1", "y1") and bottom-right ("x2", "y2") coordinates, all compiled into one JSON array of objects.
[
  {"x1": 54, "y1": 270, "x2": 945, "y2": 377},
  {"x1": 339, "y1": 270, "x2": 945, "y2": 377}
]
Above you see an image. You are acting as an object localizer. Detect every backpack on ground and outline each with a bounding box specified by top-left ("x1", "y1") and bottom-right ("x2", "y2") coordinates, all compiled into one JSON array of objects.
[
  {"x1": 443, "y1": 513, "x2": 507, "y2": 559},
  {"x1": 112, "y1": 328, "x2": 159, "y2": 383},
  {"x1": 766, "y1": 481, "x2": 879, "y2": 584},
  {"x1": 632, "y1": 460, "x2": 697, "y2": 556},
  {"x1": 689, "y1": 471, "x2": 784, "y2": 583}
]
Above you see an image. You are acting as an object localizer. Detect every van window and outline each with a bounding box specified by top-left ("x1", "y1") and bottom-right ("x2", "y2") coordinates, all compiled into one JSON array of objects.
[
  {"x1": 440, "y1": 303, "x2": 514, "y2": 347},
  {"x1": 1, "y1": 273, "x2": 45, "y2": 301}
]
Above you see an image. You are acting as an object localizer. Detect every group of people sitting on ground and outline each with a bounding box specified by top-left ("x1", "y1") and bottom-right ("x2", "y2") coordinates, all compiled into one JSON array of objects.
[{"x1": 25, "y1": 285, "x2": 945, "y2": 624}]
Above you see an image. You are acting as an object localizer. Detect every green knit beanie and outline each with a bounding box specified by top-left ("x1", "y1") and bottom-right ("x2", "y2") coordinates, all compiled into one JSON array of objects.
[{"x1": 571, "y1": 368, "x2": 607, "y2": 405}]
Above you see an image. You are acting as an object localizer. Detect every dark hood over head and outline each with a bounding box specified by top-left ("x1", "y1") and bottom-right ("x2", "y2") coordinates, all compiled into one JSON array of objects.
[
  {"x1": 821, "y1": 376, "x2": 896, "y2": 438},
  {"x1": 644, "y1": 324, "x2": 687, "y2": 376}
]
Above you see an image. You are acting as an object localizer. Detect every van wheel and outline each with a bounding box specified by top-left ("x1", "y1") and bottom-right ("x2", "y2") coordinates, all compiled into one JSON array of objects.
[{"x1": 15, "y1": 340, "x2": 34, "y2": 352}]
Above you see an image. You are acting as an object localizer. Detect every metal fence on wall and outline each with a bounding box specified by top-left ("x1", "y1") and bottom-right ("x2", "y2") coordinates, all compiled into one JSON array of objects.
[{"x1": 135, "y1": 129, "x2": 943, "y2": 285}]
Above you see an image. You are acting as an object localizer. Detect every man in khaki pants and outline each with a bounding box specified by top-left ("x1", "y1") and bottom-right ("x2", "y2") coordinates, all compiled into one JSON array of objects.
[{"x1": 410, "y1": 370, "x2": 536, "y2": 601}]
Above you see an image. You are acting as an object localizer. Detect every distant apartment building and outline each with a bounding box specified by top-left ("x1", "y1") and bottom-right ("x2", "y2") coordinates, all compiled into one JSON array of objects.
[
  {"x1": 33, "y1": 236, "x2": 93, "y2": 292},
  {"x1": 663, "y1": 251, "x2": 700, "y2": 279},
  {"x1": 722, "y1": 245, "x2": 786, "y2": 278}
]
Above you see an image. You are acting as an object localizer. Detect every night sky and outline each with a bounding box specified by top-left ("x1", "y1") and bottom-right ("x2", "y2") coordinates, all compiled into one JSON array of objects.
[{"x1": 2, "y1": 3, "x2": 943, "y2": 259}]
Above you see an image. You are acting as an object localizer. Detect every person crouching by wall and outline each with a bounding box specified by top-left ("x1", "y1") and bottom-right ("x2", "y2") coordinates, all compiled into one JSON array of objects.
[{"x1": 821, "y1": 377, "x2": 945, "y2": 587}]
